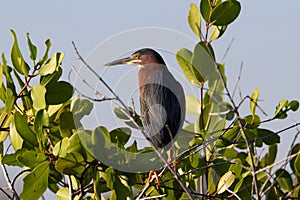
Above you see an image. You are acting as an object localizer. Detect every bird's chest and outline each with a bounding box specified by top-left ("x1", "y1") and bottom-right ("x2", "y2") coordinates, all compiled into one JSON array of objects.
[{"x1": 138, "y1": 66, "x2": 163, "y2": 95}]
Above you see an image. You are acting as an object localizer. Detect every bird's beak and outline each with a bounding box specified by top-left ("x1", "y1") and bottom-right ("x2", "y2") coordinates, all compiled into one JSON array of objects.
[{"x1": 104, "y1": 56, "x2": 141, "y2": 66}]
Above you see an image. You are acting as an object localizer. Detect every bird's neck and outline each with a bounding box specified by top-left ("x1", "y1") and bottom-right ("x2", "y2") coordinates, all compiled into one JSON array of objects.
[{"x1": 138, "y1": 64, "x2": 164, "y2": 92}]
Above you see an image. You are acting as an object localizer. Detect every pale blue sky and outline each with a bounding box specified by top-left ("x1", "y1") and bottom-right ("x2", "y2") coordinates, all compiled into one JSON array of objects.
[{"x1": 1, "y1": 0, "x2": 300, "y2": 198}]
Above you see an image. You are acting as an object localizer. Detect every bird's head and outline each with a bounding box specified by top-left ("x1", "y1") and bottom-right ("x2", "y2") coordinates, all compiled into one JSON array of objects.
[{"x1": 104, "y1": 48, "x2": 165, "y2": 67}]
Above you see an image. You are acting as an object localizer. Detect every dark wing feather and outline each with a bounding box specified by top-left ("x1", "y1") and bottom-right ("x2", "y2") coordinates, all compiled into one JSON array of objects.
[{"x1": 140, "y1": 68, "x2": 185, "y2": 148}]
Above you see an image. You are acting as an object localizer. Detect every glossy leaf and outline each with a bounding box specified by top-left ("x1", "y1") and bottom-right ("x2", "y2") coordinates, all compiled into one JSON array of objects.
[
  {"x1": 56, "y1": 188, "x2": 69, "y2": 200},
  {"x1": 176, "y1": 48, "x2": 203, "y2": 84},
  {"x1": 9, "y1": 116, "x2": 23, "y2": 150},
  {"x1": 20, "y1": 161, "x2": 50, "y2": 200},
  {"x1": 13, "y1": 69, "x2": 32, "y2": 111},
  {"x1": 273, "y1": 99, "x2": 289, "y2": 119},
  {"x1": 39, "y1": 52, "x2": 64, "y2": 76},
  {"x1": 26, "y1": 33, "x2": 38, "y2": 61},
  {"x1": 289, "y1": 100, "x2": 299, "y2": 111},
  {"x1": 210, "y1": 0, "x2": 241, "y2": 26},
  {"x1": 260, "y1": 144, "x2": 277, "y2": 168},
  {"x1": 188, "y1": 3, "x2": 201, "y2": 39},
  {"x1": 2, "y1": 53, "x2": 16, "y2": 94},
  {"x1": 191, "y1": 42, "x2": 217, "y2": 84},
  {"x1": 55, "y1": 152, "x2": 86, "y2": 175},
  {"x1": 216, "y1": 126, "x2": 239, "y2": 147},
  {"x1": 110, "y1": 128, "x2": 131, "y2": 147},
  {"x1": 243, "y1": 114, "x2": 261, "y2": 129},
  {"x1": 257, "y1": 128, "x2": 280, "y2": 145},
  {"x1": 2, "y1": 149, "x2": 26, "y2": 167},
  {"x1": 17, "y1": 150, "x2": 47, "y2": 168},
  {"x1": 45, "y1": 81, "x2": 73, "y2": 105},
  {"x1": 10, "y1": 30, "x2": 30, "y2": 77},
  {"x1": 250, "y1": 88, "x2": 259, "y2": 117},
  {"x1": 53, "y1": 138, "x2": 69, "y2": 157},
  {"x1": 34, "y1": 109, "x2": 49, "y2": 144},
  {"x1": 275, "y1": 169, "x2": 293, "y2": 191},
  {"x1": 186, "y1": 95, "x2": 201, "y2": 115},
  {"x1": 294, "y1": 152, "x2": 300, "y2": 177},
  {"x1": 200, "y1": 0, "x2": 211, "y2": 22},
  {"x1": 14, "y1": 111, "x2": 38, "y2": 148},
  {"x1": 5, "y1": 88, "x2": 14, "y2": 114},
  {"x1": 37, "y1": 39, "x2": 51, "y2": 66},
  {"x1": 113, "y1": 107, "x2": 142, "y2": 129},
  {"x1": 290, "y1": 144, "x2": 300, "y2": 176},
  {"x1": 217, "y1": 171, "x2": 235, "y2": 194},
  {"x1": 31, "y1": 85, "x2": 47, "y2": 111},
  {"x1": 210, "y1": 25, "x2": 227, "y2": 41}
]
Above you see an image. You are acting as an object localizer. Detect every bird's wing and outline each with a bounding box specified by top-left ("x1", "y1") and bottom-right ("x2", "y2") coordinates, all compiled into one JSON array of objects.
[{"x1": 140, "y1": 68, "x2": 185, "y2": 148}]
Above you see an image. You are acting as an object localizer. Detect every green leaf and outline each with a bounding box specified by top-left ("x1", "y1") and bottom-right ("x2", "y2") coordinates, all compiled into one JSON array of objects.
[
  {"x1": 188, "y1": 3, "x2": 201, "y2": 39},
  {"x1": 39, "y1": 52, "x2": 64, "y2": 76},
  {"x1": 2, "y1": 53, "x2": 16, "y2": 95},
  {"x1": 290, "y1": 144, "x2": 300, "y2": 176},
  {"x1": 26, "y1": 33, "x2": 38, "y2": 61},
  {"x1": 40, "y1": 67, "x2": 62, "y2": 86},
  {"x1": 53, "y1": 138, "x2": 69, "y2": 157},
  {"x1": 45, "y1": 81, "x2": 73, "y2": 105},
  {"x1": 216, "y1": 126, "x2": 239, "y2": 147},
  {"x1": 31, "y1": 85, "x2": 47, "y2": 111},
  {"x1": 275, "y1": 169, "x2": 293, "y2": 191},
  {"x1": 59, "y1": 111, "x2": 76, "y2": 129},
  {"x1": 250, "y1": 88, "x2": 259, "y2": 117},
  {"x1": 200, "y1": 0, "x2": 211, "y2": 22},
  {"x1": 191, "y1": 42, "x2": 217, "y2": 83},
  {"x1": 217, "y1": 171, "x2": 235, "y2": 194},
  {"x1": 257, "y1": 128, "x2": 280, "y2": 145},
  {"x1": 186, "y1": 95, "x2": 201, "y2": 115},
  {"x1": 210, "y1": 0, "x2": 241, "y2": 26},
  {"x1": 243, "y1": 114, "x2": 261, "y2": 129},
  {"x1": 2, "y1": 149, "x2": 26, "y2": 167},
  {"x1": 113, "y1": 107, "x2": 142, "y2": 129},
  {"x1": 71, "y1": 96, "x2": 93, "y2": 125},
  {"x1": 55, "y1": 152, "x2": 86, "y2": 175},
  {"x1": 10, "y1": 117, "x2": 23, "y2": 150},
  {"x1": 176, "y1": 48, "x2": 203, "y2": 84},
  {"x1": 210, "y1": 25, "x2": 227, "y2": 41},
  {"x1": 56, "y1": 188, "x2": 69, "y2": 200},
  {"x1": 5, "y1": 88, "x2": 14, "y2": 114},
  {"x1": 17, "y1": 150, "x2": 47, "y2": 168},
  {"x1": 114, "y1": 175, "x2": 133, "y2": 199},
  {"x1": 10, "y1": 30, "x2": 30, "y2": 77},
  {"x1": 14, "y1": 111, "x2": 38, "y2": 148},
  {"x1": 34, "y1": 109, "x2": 49, "y2": 144},
  {"x1": 13, "y1": 69, "x2": 32, "y2": 111},
  {"x1": 20, "y1": 161, "x2": 50, "y2": 200},
  {"x1": 37, "y1": 39, "x2": 51, "y2": 66},
  {"x1": 260, "y1": 144, "x2": 277, "y2": 169},
  {"x1": 289, "y1": 100, "x2": 299, "y2": 111},
  {"x1": 294, "y1": 153, "x2": 300, "y2": 177},
  {"x1": 110, "y1": 128, "x2": 131, "y2": 147}
]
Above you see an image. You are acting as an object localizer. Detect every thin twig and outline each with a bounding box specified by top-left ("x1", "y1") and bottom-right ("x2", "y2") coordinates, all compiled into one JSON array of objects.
[
  {"x1": 0, "y1": 187, "x2": 11, "y2": 199},
  {"x1": 72, "y1": 41, "x2": 195, "y2": 200},
  {"x1": 232, "y1": 62, "x2": 243, "y2": 98},
  {"x1": 1, "y1": 164, "x2": 20, "y2": 200}
]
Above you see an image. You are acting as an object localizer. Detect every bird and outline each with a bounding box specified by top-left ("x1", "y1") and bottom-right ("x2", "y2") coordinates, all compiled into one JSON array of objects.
[{"x1": 105, "y1": 48, "x2": 185, "y2": 149}]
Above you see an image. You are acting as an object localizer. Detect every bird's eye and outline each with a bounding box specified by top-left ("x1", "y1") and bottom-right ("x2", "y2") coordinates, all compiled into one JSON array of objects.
[{"x1": 132, "y1": 53, "x2": 139, "y2": 59}]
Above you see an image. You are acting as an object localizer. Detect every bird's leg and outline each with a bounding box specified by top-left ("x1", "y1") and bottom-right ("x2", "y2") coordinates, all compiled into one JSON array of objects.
[{"x1": 147, "y1": 170, "x2": 160, "y2": 190}]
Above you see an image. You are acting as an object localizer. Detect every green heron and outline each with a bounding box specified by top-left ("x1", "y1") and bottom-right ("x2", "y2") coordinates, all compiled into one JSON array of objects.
[{"x1": 105, "y1": 48, "x2": 185, "y2": 149}]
